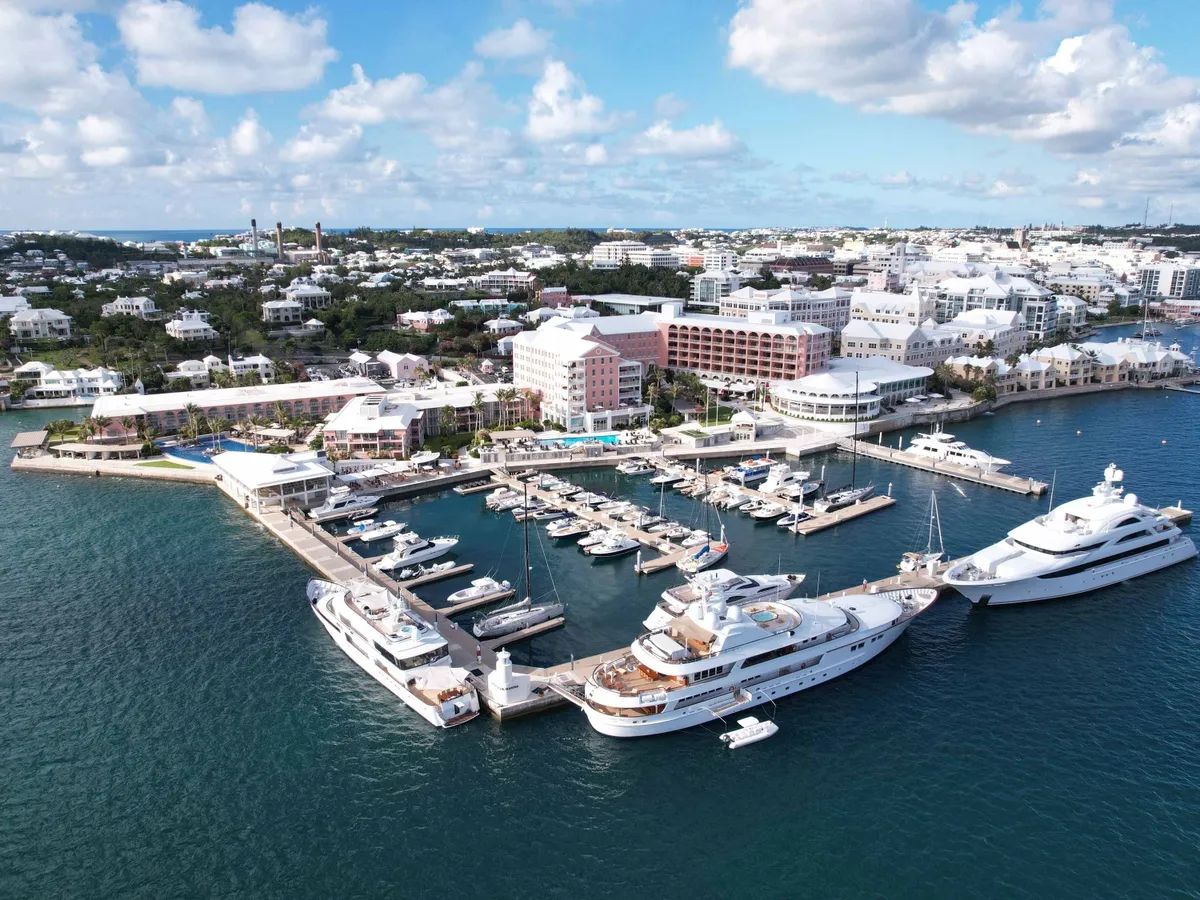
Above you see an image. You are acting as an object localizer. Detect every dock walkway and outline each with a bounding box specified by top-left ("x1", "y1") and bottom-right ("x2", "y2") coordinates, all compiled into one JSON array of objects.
[{"x1": 840, "y1": 438, "x2": 1047, "y2": 495}]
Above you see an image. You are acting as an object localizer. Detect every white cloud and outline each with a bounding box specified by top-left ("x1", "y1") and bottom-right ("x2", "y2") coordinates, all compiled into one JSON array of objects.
[
  {"x1": 229, "y1": 109, "x2": 270, "y2": 156},
  {"x1": 474, "y1": 19, "x2": 550, "y2": 59},
  {"x1": 170, "y1": 96, "x2": 209, "y2": 135},
  {"x1": 526, "y1": 59, "x2": 616, "y2": 142},
  {"x1": 280, "y1": 123, "x2": 362, "y2": 163},
  {"x1": 117, "y1": 0, "x2": 337, "y2": 93},
  {"x1": 81, "y1": 145, "x2": 133, "y2": 167},
  {"x1": 727, "y1": 0, "x2": 1199, "y2": 155},
  {"x1": 632, "y1": 119, "x2": 743, "y2": 158},
  {"x1": 583, "y1": 143, "x2": 608, "y2": 165},
  {"x1": 653, "y1": 93, "x2": 687, "y2": 120}
]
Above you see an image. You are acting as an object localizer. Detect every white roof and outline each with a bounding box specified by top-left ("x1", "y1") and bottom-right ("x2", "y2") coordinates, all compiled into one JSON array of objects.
[
  {"x1": 827, "y1": 355, "x2": 934, "y2": 382},
  {"x1": 91, "y1": 377, "x2": 382, "y2": 417},
  {"x1": 211, "y1": 451, "x2": 332, "y2": 489}
]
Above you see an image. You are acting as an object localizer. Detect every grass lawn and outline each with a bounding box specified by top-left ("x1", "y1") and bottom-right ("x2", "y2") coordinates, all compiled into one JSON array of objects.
[{"x1": 137, "y1": 459, "x2": 194, "y2": 470}]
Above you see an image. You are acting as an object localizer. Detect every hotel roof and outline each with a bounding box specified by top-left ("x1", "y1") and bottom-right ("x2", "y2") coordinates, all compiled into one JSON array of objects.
[{"x1": 91, "y1": 377, "x2": 382, "y2": 417}]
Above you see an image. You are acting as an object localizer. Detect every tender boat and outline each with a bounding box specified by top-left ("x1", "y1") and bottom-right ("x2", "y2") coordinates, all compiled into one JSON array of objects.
[
  {"x1": 376, "y1": 532, "x2": 459, "y2": 571},
  {"x1": 307, "y1": 579, "x2": 478, "y2": 727},
  {"x1": 814, "y1": 484, "x2": 874, "y2": 514},
  {"x1": 356, "y1": 519, "x2": 408, "y2": 543},
  {"x1": 720, "y1": 717, "x2": 778, "y2": 749},
  {"x1": 446, "y1": 577, "x2": 512, "y2": 605},
  {"x1": 308, "y1": 486, "x2": 383, "y2": 522},
  {"x1": 559, "y1": 587, "x2": 937, "y2": 737},
  {"x1": 777, "y1": 480, "x2": 822, "y2": 501},
  {"x1": 680, "y1": 529, "x2": 711, "y2": 548},
  {"x1": 472, "y1": 597, "x2": 564, "y2": 640},
  {"x1": 720, "y1": 492, "x2": 751, "y2": 510},
  {"x1": 943, "y1": 463, "x2": 1197, "y2": 605},
  {"x1": 578, "y1": 528, "x2": 617, "y2": 549},
  {"x1": 645, "y1": 568, "x2": 805, "y2": 629},
  {"x1": 777, "y1": 510, "x2": 811, "y2": 529},
  {"x1": 547, "y1": 518, "x2": 599, "y2": 539},
  {"x1": 905, "y1": 427, "x2": 1010, "y2": 472}
]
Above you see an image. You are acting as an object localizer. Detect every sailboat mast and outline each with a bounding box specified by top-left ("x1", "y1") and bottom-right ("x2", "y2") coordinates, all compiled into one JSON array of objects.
[
  {"x1": 851, "y1": 372, "x2": 859, "y2": 488},
  {"x1": 522, "y1": 481, "x2": 532, "y2": 601}
]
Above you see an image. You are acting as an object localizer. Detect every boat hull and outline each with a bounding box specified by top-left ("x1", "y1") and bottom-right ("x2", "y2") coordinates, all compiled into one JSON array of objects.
[
  {"x1": 309, "y1": 596, "x2": 478, "y2": 727},
  {"x1": 945, "y1": 539, "x2": 1197, "y2": 605},
  {"x1": 582, "y1": 620, "x2": 912, "y2": 738}
]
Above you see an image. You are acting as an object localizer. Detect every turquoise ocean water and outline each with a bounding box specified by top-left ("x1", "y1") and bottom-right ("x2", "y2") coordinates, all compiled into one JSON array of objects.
[{"x1": 2, "y1": 322, "x2": 1199, "y2": 898}]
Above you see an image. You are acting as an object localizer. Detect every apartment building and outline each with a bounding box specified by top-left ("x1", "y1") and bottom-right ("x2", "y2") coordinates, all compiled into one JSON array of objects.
[
  {"x1": 1138, "y1": 263, "x2": 1200, "y2": 299},
  {"x1": 720, "y1": 286, "x2": 851, "y2": 332},
  {"x1": 691, "y1": 270, "x2": 742, "y2": 309},
  {"x1": 227, "y1": 354, "x2": 275, "y2": 383},
  {"x1": 938, "y1": 309, "x2": 1028, "y2": 359},
  {"x1": 470, "y1": 268, "x2": 540, "y2": 296},
  {"x1": 839, "y1": 319, "x2": 963, "y2": 368}
]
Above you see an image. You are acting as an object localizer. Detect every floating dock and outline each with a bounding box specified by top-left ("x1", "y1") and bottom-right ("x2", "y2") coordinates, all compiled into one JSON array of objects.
[
  {"x1": 440, "y1": 587, "x2": 517, "y2": 617},
  {"x1": 786, "y1": 495, "x2": 898, "y2": 535},
  {"x1": 840, "y1": 438, "x2": 1048, "y2": 495}
]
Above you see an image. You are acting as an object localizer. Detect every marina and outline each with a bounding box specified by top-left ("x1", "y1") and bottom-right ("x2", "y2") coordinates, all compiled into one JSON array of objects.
[
  {"x1": 840, "y1": 435, "x2": 1049, "y2": 494},
  {"x1": 5, "y1": 374, "x2": 1200, "y2": 896}
]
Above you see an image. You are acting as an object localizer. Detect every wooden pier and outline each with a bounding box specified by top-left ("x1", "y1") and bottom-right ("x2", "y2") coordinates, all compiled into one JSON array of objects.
[
  {"x1": 840, "y1": 438, "x2": 1048, "y2": 495},
  {"x1": 786, "y1": 495, "x2": 898, "y2": 535},
  {"x1": 399, "y1": 562, "x2": 474, "y2": 589}
]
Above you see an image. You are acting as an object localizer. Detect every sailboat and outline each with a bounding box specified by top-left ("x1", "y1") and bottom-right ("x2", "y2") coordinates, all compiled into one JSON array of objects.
[
  {"x1": 473, "y1": 482, "x2": 564, "y2": 640},
  {"x1": 676, "y1": 465, "x2": 729, "y2": 573},
  {"x1": 815, "y1": 372, "x2": 874, "y2": 514},
  {"x1": 898, "y1": 491, "x2": 944, "y2": 572}
]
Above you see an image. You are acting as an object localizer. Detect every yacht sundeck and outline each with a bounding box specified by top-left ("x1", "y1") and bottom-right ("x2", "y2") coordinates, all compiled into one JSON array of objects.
[
  {"x1": 307, "y1": 579, "x2": 478, "y2": 727},
  {"x1": 565, "y1": 588, "x2": 936, "y2": 737},
  {"x1": 724, "y1": 457, "x2": 775, "y2": 485},
  {"x1": 308, "y1": 486, "x2": 383, "y2": 522},
  {"x1": 943, "y1": 463, "x2": 1196, "y2": 605},
  {"x1": 906, "y1": 428, "x2": 1010, "y2": 472},
  {"x1": 376, "y1": 532, "x2": 459, "y2": 571},
  {"x1": 645, "y1": 569, "x2": 805, "y2": 630}
]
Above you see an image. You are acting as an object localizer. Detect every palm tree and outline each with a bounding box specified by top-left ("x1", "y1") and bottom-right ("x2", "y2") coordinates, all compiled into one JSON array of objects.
[
  {"x1": 272, "y1": 402, "x2": 288, "y2": 426},
  {"x1": 440, "y1": 404, "x2": 458, "y2": 435},
  {"x1": 121, "y1": 416, "x2": 137, "y2": 441},
  {"x1": 471, "y1": 390, "x2": 486, "y2": 431},
  {"x1": 249, "y1": 414, "x2": 270, "y2": 449},
  {"x1": 91, "y1": 415, "x2": 111, "y2": 442},
  {"x1": 494, "y1": 387, "x2": 517, "y2": 429},
  {"x1": 183, "y1": 403, "x2": 202, "y2": 443},
  {"x1": 47, "y1": 418, "x2": 75, "y2": 445}
]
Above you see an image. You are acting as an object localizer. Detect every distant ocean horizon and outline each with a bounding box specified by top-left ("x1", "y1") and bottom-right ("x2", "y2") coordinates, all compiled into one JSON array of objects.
[{"x1": 11, "y1": 226, "x2": 716, "y2": 243}]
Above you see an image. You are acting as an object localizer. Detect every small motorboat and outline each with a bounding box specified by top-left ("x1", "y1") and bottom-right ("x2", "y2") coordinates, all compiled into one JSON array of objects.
[
  {"x1": 740, "y1": 498, "x2": 766, "y2": 515},
  {"x1": 547, "y1": 518, "x2": 598, "y2": 539},
  {"x1": 446, "y1": 577, "x2": 512, "y2": 605},
  {"x1": 676, "y1": 527, "x2": 729, "y2": 573},
  {"x1": 577, "y1": 529, "x2": 615, "y2": 550},
  {"x1": 777, "y1": 510, "x2": 810, "y2": 529},
  {"x1": 680, "y1": 529, "x2": 710, "y2": 548},
  {"x1": 530, "y1": 507, "x2": 567, "y2": 521},
  {"x1": 749, "y1": 503, "x2": 786, "y2": 521},
  {"x1": 721, "y1": 492, "x2": 750, "y2": 510},
  {"x1": 719, "y1": 716, "x2": 778, "y2": 749}
]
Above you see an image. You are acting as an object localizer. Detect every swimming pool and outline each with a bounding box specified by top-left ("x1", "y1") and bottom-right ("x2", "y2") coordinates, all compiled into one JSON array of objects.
[
  {"x1": 158, "y1": 436, "x2": 257, "y2": 464},
  {"x1": 537, "y1": 433, "x2": 620, "y2": 447}
]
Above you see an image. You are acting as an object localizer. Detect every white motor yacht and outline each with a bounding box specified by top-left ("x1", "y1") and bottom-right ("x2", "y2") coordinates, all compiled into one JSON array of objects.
[
  {"x1": 906, "y1": 428, "x2": 1010, "y2": 472},
  {"x1": 578, "y1": 528, "x2": 618, "y2": 550},
  {"x1": 376, "y1": 532, "x2": 459, "y2": 571},
  {"x1": 760, "y1": 464, "x2": 811, "y2": 495},
  {"x1": 616, "y1": 457, "x2": 656, "y2": 476},
  {"x1": 561, "y1": 588, "x2": 936, "y2": 737},
  {"x1": 680, "y1": 529, "x2": 710, "y2": 548},
  {"x1": 750, "y1": 503, "x2": 787, "y2": 521},
  {"x1": 587, "y1": 533, "x2": 641, "y2": 558},
  {"x1": 484, "y1": 487, "x2": 519, "y2": 509},
  {"x1": 446, "y1": 577, "x2": 511, "y2": 605},
  {"x1": 650, "y1": 467, "x2": 688, "y2": 486},
  {"x1": 547, "y1": 518, "x2": 599, "y2": 539},
  {"x1": 356, "y1": 519, "x2": 408, "y2": 543},
  {"x1": 644, "y1": 569, "x2": 805, "y2": 630},
  {"x1": 308, "y1": 486, "x2": 382, "y2": 522},
  {"x1": 943, "y1": 464, "x2": 1197, "y2": 605},
  {"x1": 307, "y1": 579, "x2": 479, "y2": 727},
  {"x1": 724, "y1": 457, "x2": 775, "y2": 485}
]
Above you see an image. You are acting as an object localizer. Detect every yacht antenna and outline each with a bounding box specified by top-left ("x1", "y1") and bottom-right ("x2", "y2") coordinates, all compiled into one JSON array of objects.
[{"x1": 1047, "y1": 469, "x2": 1056, "y2": 509}]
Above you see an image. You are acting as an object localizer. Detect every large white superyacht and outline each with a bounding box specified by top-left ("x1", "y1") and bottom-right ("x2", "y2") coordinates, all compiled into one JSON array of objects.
[
  {"x1": 906, "y1": 427, "x2": 1010, "y2": 472},
  {"x1": 307, "y1": 579, "x2": 479, "y2": 727},
  {"x1": 943, "y1": 464, "x2": 1196, "y2": 605},
  {"x1": 559, "y1": 588, "x2": 935, "y2": 738}
]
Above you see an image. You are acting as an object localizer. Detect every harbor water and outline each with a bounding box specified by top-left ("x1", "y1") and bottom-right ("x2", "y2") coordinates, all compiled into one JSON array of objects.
[{"x1": 3, "y1": 348, "x2": 1199, "y2": 896}]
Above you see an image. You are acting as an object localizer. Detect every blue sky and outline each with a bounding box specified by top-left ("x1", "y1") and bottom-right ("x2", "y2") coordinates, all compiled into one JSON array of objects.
[{"x1": 2, "y1": 0, "x2": 1199, "y2": 228}]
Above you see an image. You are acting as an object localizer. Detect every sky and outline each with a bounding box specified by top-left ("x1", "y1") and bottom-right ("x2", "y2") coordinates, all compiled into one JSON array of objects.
[{"x1": 2, "y1": 0, "x2": 1200, "y2": 229}]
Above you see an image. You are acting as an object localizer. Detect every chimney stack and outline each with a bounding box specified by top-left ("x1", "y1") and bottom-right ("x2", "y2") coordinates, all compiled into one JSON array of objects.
[
  {"x1": 315, "y1": 221, "x2": 323, "y2": 259},
  {"x1": 250, "y1": 218, "x2": 258, "y2": 260},
  {"x1": 275, "y1": 221, "x2": 284, "y2": 259}
]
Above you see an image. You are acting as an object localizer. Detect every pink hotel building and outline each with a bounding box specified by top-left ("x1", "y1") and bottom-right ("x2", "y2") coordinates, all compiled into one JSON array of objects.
[{"x1": 513, "y1": 302, "x2": 832, "y2": 431}]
